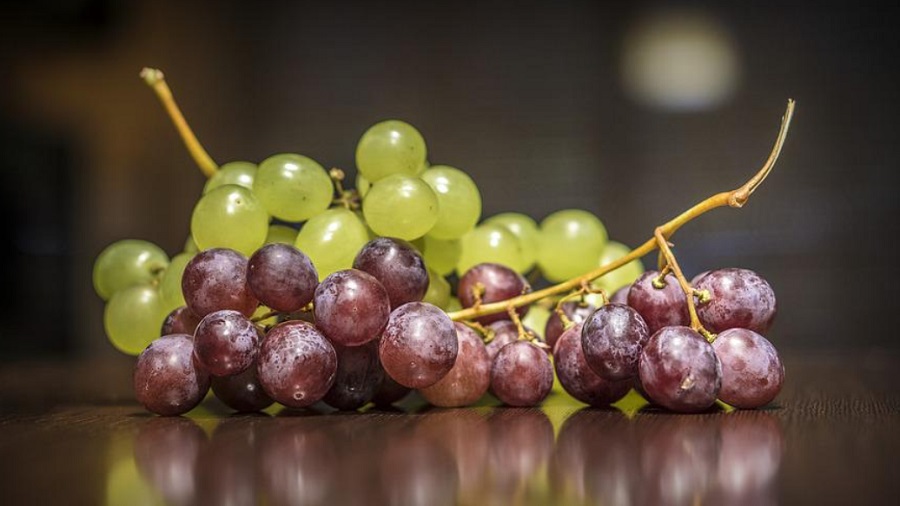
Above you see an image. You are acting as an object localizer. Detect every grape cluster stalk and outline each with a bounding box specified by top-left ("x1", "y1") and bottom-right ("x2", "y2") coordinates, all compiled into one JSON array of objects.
[{"x1": 97, "y1": 68, "x2": 793, "y2": 415}]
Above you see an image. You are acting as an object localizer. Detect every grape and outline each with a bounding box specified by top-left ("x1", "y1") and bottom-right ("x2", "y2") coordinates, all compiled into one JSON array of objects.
[
  {"x1": 372, "y1": 374, "x2": 411, "y2": 408},
  {"x1": 544, "y1": 301, "x2": 595, "y2": 351},
  {"x1": 210, "y1": 361, "x2": 274, "y2": 412},
  {"x1": 581, "y1": 303, "x2": 651, "y2": 380},
  {"x1": 610, "y1": 285, "x2": 630, "y2": 305},
  {"x1": 93, "y1": 239, "x2": 168, "y2": 300},
  {"x1": 184, "y1": 235, "x2": 199, "y2": 254},
  {"x1": 593, "y1": 241, "x2": 645, "y2": 293},
  {"x1": 355, "y1": 120, "x2": 427, "y2": 182},
  {"x1": 323, "y1": 341, "x2": 385, "y2": 410},
  {"x1": 248, "y1": 243, "x2": 318, "y2": 312},
  {"x1": 422, "y1": 268, "x2": 451, "y2": 309},
  {"x1": 314, "y1": 269, "x2": 390, "y2": 347},
  {"x1": 265, "y1": 224, "x2": 299, "y2": 245},
  {"x1": 485, "y1": 320, "x2": 542, "y2": 361},
  {"x1": 484, "y1": 212, "x2": 540, "y2": 273},
  {"x1": 353, "y1": 237, "x2": 428, "y2": 309},
  {"x1": 104, "y1": 284, "x2": 167, "y2": 355},
  {"x1": 203, "y1": 161, "x2": 257, "y2": 194},
  {"x1": 638, "y1": 326, "x2": 721, "y2": 412},
  {"x1": 193, "y1": 310, "x2": 259, "y2": 377},
  {"x1": 712, "y1": 328, "x2": 784, "y2": 408},
  {"x1": 191, "y1": 185, "x2": 268, "y2": 256},
  {"x1": 521, "y1": 304, "x2": 551, "y2": 342},
  {"x1": 159, "y1": 252, "x2": 194, "y2": 313},
  {"x1": 458, "y1": 262, "x2": 531, "y2": 325},
  {"x1": 356, "y1": 173, "x2": 371, "y2": 198},
  {"x1": 554, "y1": 323, "x2": 631, "y2": 406},
  {"x1": 628, "y1": 270, "x2": 690, "y2": 334},
  {"x1": 692, "y1": 270, "x2": 710, "y2": 286},
  {"x1": 182, "y1": 248, "x2": 258, "y2": 318},
  {"x1": 256, "y1": 320, "x2": 338, "y2": 408},
  {"x1": 694, "y1": 268, "x2": 777, "y2": 334},
  {"x1": 490, "y1": 340, "x2": 554, "y2": 407},
  {"x1": 421, "y1": 323, "x2": 491, "y2": 407},
  {"x1": 456, "y1": 224, "x2": 527, "y2": 275},
  {"x1": 134, "y1": 334, "x2": 210, "y2": 416},
  {"x1": 420, "y1": 165, "x2": 482, "y2": 240},
  {"x1": 445, "y1": 296, "x2": 462, "y2": 312},
  {"x1": 378, "y1": 302, "x2": 459, "y2": 389},
  {"x1": 422, "y1": 235, "x2": 462, "y2": 276},
  {"x1": 537, "y1": 209, "x2": 608, "y2": 282},
  {"x1": 161, "y1": 306, "x2": 201, "y2": 336},
  {"x1": 295, "y1": 207, "x2": 370, "y2": 281},
  {"x1": 363, "y1": 174, "x2": 439, "y2": 240},
  {"x1": 254, "y1": 153, "x2": 333, "y2": 222}
]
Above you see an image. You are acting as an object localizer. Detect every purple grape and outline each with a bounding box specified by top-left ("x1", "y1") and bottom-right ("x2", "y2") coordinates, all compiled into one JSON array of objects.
[
  {"x1": 257, "y1": 320, "x2": 337, "y2": 408},
  {"x1": 247, "y1": 243, "x2": 318, "y2": 312},
  {"x1": 554, "y1": 324, "x2": 631, "y2": 406},
  {"x1": 313, "y1": 269, "x2": 390, "y2": 347},
  {"x1": 490, "y1": 340, "x2": 553, "y2": 407},
  {"x1": 712, "y1": 328, "x2": 784, "y2": 408},
  {"x1": 638, "y1": 326, "x2": 721, "y2": 412},
  {"x1": 161, "y1": 306, "x2": 202, "y2": 336},
  {"x1": 421, "y1": 323, "x2": 492, "y2": 407},
  {"x1": 182, "y1": 248, "x2": 258, "y2": 318},
  {"x1": 485, "y1": 320, "x2": 542, "y2": 361},
  {"x1": 372, "y1": 374, "x2": 411, "y2": 408},
  {"x1": 695, "y1": 268, "x2": 777, "y2": 334},
  {"x1": 193, "y1": 310, "x2": 259, "y2": 377},
  {"x1": 210, "y1": 361, "x2": 273, "y2": 412},
  {"x1": 379, "y1": 302, "x2": 459, "y2": 389},
  {"x1": 323, "y1": 341, "x2": 385, "y2": 411},
  {"x1": 458, "y1": 263, "x2": 531, "y2": 325},
  {"x1": 544, "y1": 301, "x2": 595, "y2": 351},
  {"x1": 628, "y1": 270, "x2": 689, "y2": 334},
  {"x1": 134, "y1": 334, "x2": 210, "y2": 416},
  {"x1": 610, "y1": 285, "x2": 630, "y2": 305},
  {"x1": 581, "y1": 303, "x2": 651, "y2": 381},
  {"x1": 353, "y1": 237, "x2": 429, "y2": 309}
]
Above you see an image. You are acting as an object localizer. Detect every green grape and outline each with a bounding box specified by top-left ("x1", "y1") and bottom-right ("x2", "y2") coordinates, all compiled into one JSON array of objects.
[
  {"x1": 522, "y1": 303, "x2": 551, "y2": 339},
  {"x1": 355, "y1": 120, "x2": 427, "y2": 182},
  {"x1": 456, "y1": 223, "x2": 526, "y2": 275},
  {"x1": 104, "y1": 284, "x2": 166, "y2": 355},
  {"x1": 265, "y1": 224, "x2": 299, "y2": 245},
  {"x1": 484, "y1": 212, "x2": 540, "y2": 273},
  {"x1": 184, "y1": 235, "x2": 199, "y2": 254},
  {"x1": 422, "y1": 268, "x2": 451, "y2": 309},
  {"x1": 159, "y1": 252, "x2": 194, "y2": 313},
  {"x1": 191, "y1": 185, "x2": 268, "y2": 256},
  {"x1": 203, "y1": 161, "x2": 257, "y2": 194},
  {"x1": 255, "y1": 153, "x2": 333, "y2": 222},
  {"x1": 295, "y1": 208, "x2": 369, "y2": 281},
  {"x1": 537, "y1": 209, "x2": 608, "y2": 282},
  {"x1": 93, "y1": 239, "x2": 169, "y2": 300},
  {"x1": 362, "y1": 174, "x2": 439, "y2": 240},
  {"x1": 446, "y1": 296, "x2": 462, "y2": 313},
  {"x1": 356, "y1": 174, "x2": 371, "y2": 198},
  {"x1": 592, "y1": 240, "x2": 645, "y2": 293},
  {"x1": 420, "y1": 165, "x2": 482, "y2": 240},
  {"x1": 422, "y1": 235, "x2": 461, "y2": 276}
]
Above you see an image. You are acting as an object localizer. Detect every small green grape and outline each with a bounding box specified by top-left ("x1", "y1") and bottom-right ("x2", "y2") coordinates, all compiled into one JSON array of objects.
[
  {"x1": 265, "y1": 224, "x2": 299, "y2": 245},
  {"x1": 93, "y1": 239, "x2": 169, "y2": 300},
  {"x1": 538, "y1": 209, "x2": 608, "y2": 282},
  {"x1": 159, "y1": 252, "x2": 194, "y2": 313},
  {"x1": 420, "y1": 165, "x2": 482, "y2": 240},
  {"x1": 356, "y1": 174, "x2": 371, "y2": 198},
  {"x1": 592, "y1": 241, "x2": 645, "y2": 293},
  {"x1": 191, "y1": 185, "x2": 268, "y2": 256},
  {"x1": 356, "y1": 120, "x2": 427, "y2": 182},
  {"x1": 456, "y1": 223, "x2": 526, "y2": 275},
  {"x1": 295, "y1": 208, "x2": 370, "y2": 281},
  {"x1": 255, "y1": 153, "x2": 333, "y2": 222},
  {"x1": 104, "y1": 284, "x2": 166, "y2": 355},
  {"x1": 363, "y1": 174, "x2": 439, "y2": 240},
  {"x1": 423, "y1": 235, "x2": 462, "y2": 276},
  {"x1": 422, "y1": 268, "x2": 451, "y2": 309},
  {"x1": 203, "y1": 161, "x2": 257, "y2": 194},
  {"x1": 484, "y1": 212, "x2": 540, "y2": 273},
  {"x1": 184, "y1": 235, "x2": 199, "y2": 254}
]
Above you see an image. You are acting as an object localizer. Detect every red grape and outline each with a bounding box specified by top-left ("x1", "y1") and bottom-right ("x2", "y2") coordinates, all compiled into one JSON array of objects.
[
  {"x1": 247, "y1": 243, "x2": 318, "y2": 312},
  {"x1": 210, "y1": 361, "x2": 273, "y2": 412},
  {"x1": 485, "y1": 320, "x2": 541, "y2": 361},
  {"x1": 490, "y1": 340, "x2": 553, "y2": 407},
  {"x1": 628, "y1": 271, "x2": 689, "y2": 334},
  {"x1": 314, "y1": 269, "x2": 390, "y2": 347},
  {"x1": 581, "y1": 303, "x2": 650, "y2": 380},
  {"x1": 182, "y1": 248, "x2": 258, "y2": 318},
  {"x1": 695, "y1": 268, "x2": 777, "y2": 334},
  {"x1": 353, "y1": 237, "x2": 428, "y2": 309},
  {"x1": 134, "y1": 334, "x2": 210, "y2": 416},
  {"x1": 638, "y1": 326, "x2": 721, "y2": 412},
  {"x1": 257, "y1": 320, "x2": 337, "y2": 408},
  {"x1": 161, "y1": 306, "x2": 201, "y2": 336},
  {"x1": 554, "y1": 324, "x2": 631, "y2": 406},
  {"x1": 712, "y1": 328, "x2": 784, "y2": 408},
  {"x1": 379, "y1": 302, "x2": 459, "y2": 389},
  {"x1": 544, "y1": 301, "x2": 595, "y2": 351},
  {"x1": 421, "y1": 323, "x2": 491, "y2": 407},
  {"x1": 193, "y1": 310, "x2": 259, "y2": 377},
  {"x1": 323, "y1": 340, "x2": 385, "y2": 411},
  {"x1": 610, "y1": 285, "x2": 630, "y2": 305},
  {"x1": 458, "y1": 263, "x2": 531, "y2": 325}
]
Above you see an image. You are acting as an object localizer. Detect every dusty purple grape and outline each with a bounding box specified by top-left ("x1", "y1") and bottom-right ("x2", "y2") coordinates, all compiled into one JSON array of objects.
[
  {"x1": 458, "y1": 263, "x2": 531, "y2": 325},
  {"x1": 712, "y1": 328, "x2": 784, "y2": 408},
  {"x1": 638, "y1": 326, "x2": 721, "y2": 413},
  {"x1": 353, "y1": 237, "x2": 429, "y2": 309},
  {"x1": 210, "y1": 361, "x2": 273, "y2": 412},
  {"x1": 544, "y1": 301, "x2": 595, "y2": 351},
  {"x1": 486, "y1": 320, "x2": 542, "y2": 361},
  {"x1": 581, "y1": 303, "x2": 651, "y2": 381},
  {"x1": 421, "y1": 323, "x2": 492, "y2": 407},
  {"x1": 610, "y1": 285, "x2": 630, "y2": 305},
  {"x1": 161, "y1": 306, "x2": 202, "y2": 336},
  {"x1": 182, "y1": 248, "x2": 258, "y2": 318},
  {"x1": 134, "y1": 334, "x2": 210, "y2": 416},
  {"x1": 247, "y1": 243, "x2": 318, "y2": 312},
  {"x1": 554, "y1": 324, "x2": 631, "y2": 406},
  {"x1": 372, "y1": 374, "x2": 411, "y2": 408},
  {"x1": 379, "y1": 302, "x2": 459, "y2": 389},
  {"x1": 628, "y1": 271, "x2": 689, "y2": 334},
  {"x1": 695, "y1": 268, "x2": 777, "y2": 334},
  {"x1": 314, "y1": 269, "x2": 390, "y2": 347},
  {"x1": 490, "y1": 340, "x2": 553, "y2": 407},
  {"x1": 256, "y1": 320, "x2": 337, "y2": 408},
  {"x1": 323, "y1": 340, "x2": 385, "y2": 411},
  {"x1": 193, "y1": 310, "x2": 259, "y2": 377}
]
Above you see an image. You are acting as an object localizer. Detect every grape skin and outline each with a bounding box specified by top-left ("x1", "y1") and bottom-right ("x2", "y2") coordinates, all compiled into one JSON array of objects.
[
  {"x1": 93, "y1": 239, "x2": 168, "y2": 300},
  {"x1": 420, "y1": 165, "x2": 482, "y2": 240},
  {"x1": 610, "y1": 285, "x2": 630, "y2": 305},
  {"x1": 421, "y1": 323, "x2": 492, "y2": 407},
  {"x1": 628, "y1": 270, "x2": 690, "y2": 334},
  {"x1": 104, "y1": 284, "x2": 166, "y2": 356},
  {"x1": 484, "y1": 212, "x2": 540, "y2": 273},
  {"x1": 254, "y1": 153, "x2": 333, "y2": 222},
  {"x1": 712, "y1": 328, "x2": 784, "y2": 408},
  {"x1": 159, "y1": 252, "x2": 194, "y2": 314},
  {"x1": 161, "y1": 306, "x2": 202, "y2": 336},
  {"x1": 544, "y1": 301, "x2": 595, "y2": 352},
  {"x1": 554, "y1": 324, "x2": 631, "y2": 406},
  {"x1": 248, "y1": 243, "x2": 318, "y2": 312},
  {"x1": 210, "y1": 361, "x2": 274, "y2": 412},
  {"x1": 191, "y1": 185, "x2": 268, "y2": 256},
  {"x1": 193, "y1": 310, "x2": 260, "y2": 377},
  {"x1": 537, "y1": 209, "x2": 608, "y2": 282},
  {"x1": 695, "y1": 268, "x2": 777, "y2": 334},
  {"x1": 323, "y1": 341, "x2": 385, "y2": 411},
  {"x1": 355, "y1": 120, "x2": 427, "y2": 182},
  {"x1": 363, "y1": 174, "x2": 439, "y2": 240},
  {"x1": 593, "y1": 241, "x2": 645, "y2": 293},
  {"x1": 313, "y1": 269, "x2": 391, "y2": 347},
  {"x1": 638, "y1": 326, "x2": 721, "y2": 413},
  {"x1": 134, "y1": 334, "x2": 210, "y2": 416},
  {"x1": 458, "y1": 263, "x2": 531, "y2": 325},
  {"x1": 490, "y1": 340, "x2": 554, "y2": 407},
  {"x1": 256, "y1": 320, "x2": 337, "y2": 408},
  {"x1": 378, "y1": 302, "x2": 459, "y2": 389},
  {"x1": 203, "y1": 161, "x2": 257, "y2": 194},
  {"x1": 485, "y1": 320, "x2": 541, "y2": 361},
  {"x1": 457, "y1": 224, "x2": 527, "y2": 275},
  {"x1": 295, "y1": 207, "x2": 370, "y2": 281},
  {"x1": 581, "y1": 303, "x2": 651, "y2": 381},
  {"x1": 353, "y1": 238, "x2": 429, "y2": 309},
  {"x1": 182, "y1": 248, "x2": 258, "y2": 318}
]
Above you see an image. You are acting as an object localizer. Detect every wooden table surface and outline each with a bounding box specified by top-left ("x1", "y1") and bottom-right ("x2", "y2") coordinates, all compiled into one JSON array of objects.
[{"x1": 0, "y1": 350, "x2": 898, "y2": 505}]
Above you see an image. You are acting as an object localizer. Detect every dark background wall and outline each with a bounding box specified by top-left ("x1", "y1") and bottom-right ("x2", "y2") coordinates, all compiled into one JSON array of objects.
[{"x1": 1, "y1": 0, "x2": 897, "y2": 358}]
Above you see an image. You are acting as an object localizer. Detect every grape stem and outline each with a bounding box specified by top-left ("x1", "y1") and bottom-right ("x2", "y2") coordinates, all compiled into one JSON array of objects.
[
  {"x1": 448, "y1": 99, "x2": 796, "y2": 322},
  {"x1": 653, "y1": 228, "x2": 715, "y2": 342}
]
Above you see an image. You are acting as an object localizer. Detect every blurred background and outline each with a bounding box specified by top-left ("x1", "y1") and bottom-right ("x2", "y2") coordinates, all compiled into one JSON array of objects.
[{"x1": 1, "y1": 0, "x2": 897, "y2": 359}]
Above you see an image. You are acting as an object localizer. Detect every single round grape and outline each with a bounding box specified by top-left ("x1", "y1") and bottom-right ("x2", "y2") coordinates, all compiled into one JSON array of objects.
[
  {"x1": 93, "y1": 239, "x2": 168, "y2": 300},
  {"x1": 265, "y1": 224, "x2": 299, "y2": 245},
  {"x1": 484, "y1": 212, "x2": 540, "y2": 273},
  {"x1": 639, "y1": 326, "x2": 721, "y2": 412},
  {"x1": 182, "y1": 248, "x2": 258, "y2": 318},
  {"x1": 485, "y1": 320, "x2": 543, "y2": 361},
  {"x1": 372, "y1": 374, "x2": 412, "y2": 407},
  {"x1": 353, "y1": 237, "x2": 428, "y2": 309},
  {"x1": 554, "y1": 324, "x2": 631, "y2": 406},
  {"x1": 537, "y1": 209, "x2": 608, "y2": 282},
  {"x1": 356, "y1": 120, "x2": 427, "y2": 182},
  {"x1": 256, "y1": 320, "x2": 337, "y2": 408},
  {"x1": 314, "y1": 269, "x2": 390, "y2": 347},
  {"x1": 323, "y1": 341, "x2": 385, "y2": 411},
  {"x1": 420, "y1": 165, "x2": 482, "y2": 240},
  {"x1": 134, "y1": 334, "x2": 210, "y2": 416},
  {"x1": 254, "y1": 153, "x2": 333, "y2": 222},
  {"x1": 628, "y1": 270, "x2": 690, "y2": 334},
  {"x1": 582, "y1": 303, "x2": 651, "y2": 380},
  {"x1": 456, "y1": 224, "x2": 527, "y2": 275},
  {"x1": 593, "y1": 241, "x2": 645, "y2": 293},
  {"x1": 105, "y1": 284, "x2": 167, "y2": 355},
  {"x1": 203, "y1": 161, "x2": 257, "y2": 194},
  {"x1": 161, "y1": 306, "x2": 202, "y2": 336},
  {"x1": 363, "y1": 174, "x2": 439, "y2": 240},
  {"x1": 458, "y1": 262, "x2": 531, "y2": 325},
  {"x1": 379, "y1": 302, "x2": 458, "y2": 389},
  {"x1": 422, "y1": 268, "x2": 451, "y2": 309},
  {"x1": 295, "y1": 207, "x2": 370, "y2": 281},
  {"x1": 210, "y1": 361, "x2": 273, "y2": 412},
  {"x1": 544, "y1": 301, "x2": 595, "y2": 351},
  {"x1": 422, "y1": 235, "x2": 462, "y2": 276},
  {"x1": 694, "y1": 268, "x2": 777, "y2": 334},
  {"x1": 712, "y1": 328, "x2": 784, "y2": 408},
  {"x1": 490, "y1": 340, "x2": 554, "y2": 407},
  {"x1": 191, "y1": 185, "x2": 268, "y2": 256},
  {"x1": 159, "y1": 252, "x2": 194, "y2": 314},
  {"x1": 248, "y1": 243, "x2": 318, "y2": 312},
  {"x1": 356, "y1": 173, "x2": 372, "y2": 198},
  {"x1": 421, "y1": 323, "x2": 492, "y2": 407},
  {"x1": 610, "y1": 285, "x2": 630, "y2": 305},
  {"x1": 193, "y1": 310, "x2": 259, "y2": 377}
]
